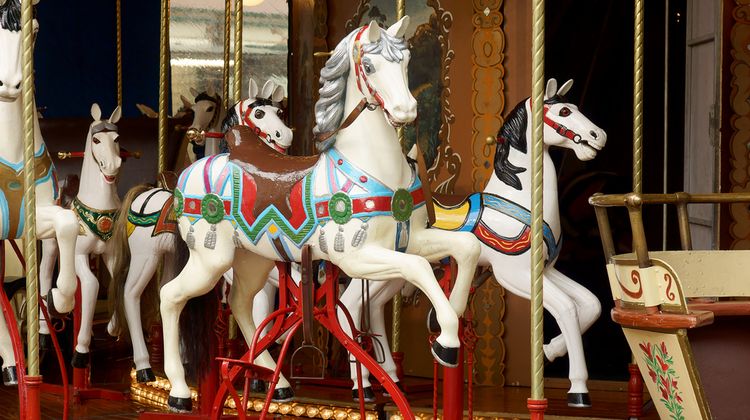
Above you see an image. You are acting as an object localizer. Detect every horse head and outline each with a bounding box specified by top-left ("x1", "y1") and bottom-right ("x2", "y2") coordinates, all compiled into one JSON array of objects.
[
  {"x1": 349, "y1": 17, "x2": 417, "y2": 127},
  {"x1": 0, "y1": 0, "x2": 37, "y2": 102},
  {"x1": 232, "y1": 79, "x2": 292, "y2": 154},
  {"x1": 540, "y1": 79, "x2": 607, "y2": 161},
  {"x1": 182, "y1": 86, "x2": 221, "y2": 144},
  {"x1": 87, "y1": 103, "x2": 122, "y2": 184}
]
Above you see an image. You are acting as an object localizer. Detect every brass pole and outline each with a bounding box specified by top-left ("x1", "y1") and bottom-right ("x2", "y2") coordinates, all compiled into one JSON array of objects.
[
  {"x1": 530, "y1": 0, "x2": 545, "y2": 402},
  {"x1": 222, "y1": 0, "x2": 232, "y2": 110},
  {"x1": 116, "y1": 0, "x2": 123, "y2": 108},
  {"x1": 21, "y1": 0, "x2": 39, "y2": 377},
  {"x1": 233, "y1": 0, "x2": 243, "y2": 104},
  {"x1": 158, "y1": 0, "x2": 170, "y2": 174},
  {"x1": 391, "y1": 0, "x2": 406, "y2": 354},
  {"x1": 633, "y1": 0, "x2": 644, "y2": 193}
]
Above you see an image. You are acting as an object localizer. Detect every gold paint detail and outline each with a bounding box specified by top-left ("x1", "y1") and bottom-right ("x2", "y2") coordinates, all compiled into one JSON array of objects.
[{"x1": 432, "y1": 200, "x2": 470, "y2": 231}]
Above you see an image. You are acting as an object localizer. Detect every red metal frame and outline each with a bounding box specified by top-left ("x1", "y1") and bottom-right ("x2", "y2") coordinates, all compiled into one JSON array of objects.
[{"x1": 627, "y1": 363, "x2": 644, "y2": 418}]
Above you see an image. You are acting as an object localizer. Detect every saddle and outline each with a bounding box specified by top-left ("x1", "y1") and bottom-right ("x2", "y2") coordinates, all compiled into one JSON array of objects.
[
  {"x1": 225, "y1": 125, "x2": 319, "y2": 219},
  {"x1": 432, "y1": 192, "x2": 470, "y2": 208}
]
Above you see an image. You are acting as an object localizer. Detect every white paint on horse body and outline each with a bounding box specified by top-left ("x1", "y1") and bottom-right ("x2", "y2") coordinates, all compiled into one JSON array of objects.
[{"x1": 0, "y1": 7, "x2": 79, "y2": 375}]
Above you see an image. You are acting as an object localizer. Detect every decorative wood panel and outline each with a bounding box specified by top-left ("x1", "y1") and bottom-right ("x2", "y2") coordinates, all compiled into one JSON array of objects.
[
  {"x1": 729, "y1": 0, "x2": 750, "y2": 247},
  {"x1": 472, "y1": 276, "x2": 506, "y2": 386}
]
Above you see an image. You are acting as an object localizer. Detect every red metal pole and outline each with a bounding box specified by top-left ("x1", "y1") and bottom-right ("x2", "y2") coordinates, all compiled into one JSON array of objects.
[
  {"x1": 527, "y1": 398, "x2": 548, "y2": 420},
  {"x1": 628, "y1": 363, "x2": 644, "y2": 418},
  {"x1": 24, "y1": 376, "x2": 42, "y2": 420},
  {"x1": 441, "y1": 323, "x2": 464, "y2": 420}
]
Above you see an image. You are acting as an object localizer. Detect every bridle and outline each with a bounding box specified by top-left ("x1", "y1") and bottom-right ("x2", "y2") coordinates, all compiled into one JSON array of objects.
[
  {"x1": 238, "y1": 98, "x2": 286, "y2": 153},
  {"x1": 497, "y1": 101, "x2": 593, "y2": 148}
]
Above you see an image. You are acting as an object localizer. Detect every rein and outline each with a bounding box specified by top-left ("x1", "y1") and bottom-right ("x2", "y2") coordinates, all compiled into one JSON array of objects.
[{"x1": 496, "y1": 103, "x2": 587, "y2": 146}]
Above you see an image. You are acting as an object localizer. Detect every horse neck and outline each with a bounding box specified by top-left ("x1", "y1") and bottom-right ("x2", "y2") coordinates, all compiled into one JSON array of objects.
[
  {"x1": 332, "y1": 76, "x2": 411, "y2": 189},
  {"x1": 0, "y1": 97, "x2": 45, "y2": 166},
  {"x1": 77, "y1": 133, "x2": 119, "y2": 210},
  {"x1": 483, "y1": 137, "x2": 560, "y2": 225}
]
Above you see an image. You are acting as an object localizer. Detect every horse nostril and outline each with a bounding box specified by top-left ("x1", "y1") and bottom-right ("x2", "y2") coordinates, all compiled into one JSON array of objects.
[
  {"x1": 275, "y1": 131, "x2": 281, "y2": 138},
  {"x1": 590, "y1": 130, "x2": 598, "y2": 139},
  {"x1": 0, "y1": 80, "x2": 3, "y2": 87},
  {"x1": 15, "y1": 83, "x2": 20, "y2": 89}
]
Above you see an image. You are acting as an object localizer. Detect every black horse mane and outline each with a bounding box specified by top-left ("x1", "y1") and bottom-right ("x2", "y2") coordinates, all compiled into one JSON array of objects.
[
  {"x1": 494, "y1": 95, "x2": 566, "y2": 190},
  {"x1": 0, "y1": 0, "x2": 21, "y2": 32}
]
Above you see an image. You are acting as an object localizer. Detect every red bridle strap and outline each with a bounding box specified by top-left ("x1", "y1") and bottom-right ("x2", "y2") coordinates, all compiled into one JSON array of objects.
[
  {"x1": 353, "y1": 26, "x2": 385, "y2": 109},
  {"x1": 496, "y1": 103, "x2": 584, "y2": 144}
]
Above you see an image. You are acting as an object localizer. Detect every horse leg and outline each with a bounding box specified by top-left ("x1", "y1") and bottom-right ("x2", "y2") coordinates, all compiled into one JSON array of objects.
[
  {"x1": 73, "y1": 253, "x2": 98, "y2": 367},
  {"x1": 39, "y1": 238, "x2": 58, "y2": 337},
  {"x1": 123, "y1": 253, "x2": 160, "y2": 382},
  {"x1": 369, "y1": 278, "x2": 404, "y2": 386},
  {"x1": 161, "y1": 222, "x2": 234, "y2": 410},
  {"x1": 406, "y1": 229, "x2": 481, "y2": 316},
  {"x1": 229, "y1": 250, "x2": 294, "y2": 402},
  {"x1": 333, "y1": 248, "x2": 460, "y2": 367},
  {"x1": 543, "y1": 266, "x2": 602, "y2": 361},
  {"x1": 251, "y1": 281, "x2": 277, "y2": 337},
  {"x1": 37, "y1": 206, "x2": 79, "y2": 315},
  {"x1": 489, "y1": 258, "x2": 590, "y2": 405}
]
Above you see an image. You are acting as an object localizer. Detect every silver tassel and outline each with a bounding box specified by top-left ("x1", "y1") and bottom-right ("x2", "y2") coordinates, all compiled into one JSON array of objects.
[
  {"x1": 351, "y1": 221, "x2": 368, "y2": 247},
  {"x1": 186, "y1": 225, "x2": 196, "y2": 249},
  {"x1": 232, "y1": 230, "x2": 242, "y2": 248},
  {"x1": 334, "y1": 225, "x2": 345, "y2": 252},
  {"x1": 319, "y1": 227, "x2": 329, "y2": 254},
  {"x1": 397, "y1": 221, "x2": 408, "y2": 249},
  {"x1": 204, "y1": 224, "x2": 217, "y2": 249}
]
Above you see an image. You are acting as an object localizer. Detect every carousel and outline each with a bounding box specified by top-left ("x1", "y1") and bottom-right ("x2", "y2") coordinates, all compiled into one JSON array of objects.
[{"x1": 0, "y1": 0, "x2": 747, "y2": 419}]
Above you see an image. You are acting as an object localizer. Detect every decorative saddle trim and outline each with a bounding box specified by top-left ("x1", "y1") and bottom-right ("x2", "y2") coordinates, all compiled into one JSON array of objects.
[
  {"x1": 127, "y1": 189, "x2": 178, "y2": 237},
  {"x1": 0, "y1": 143, "x2": 58, "y2": 239},
  {"x1": 73, "y1": 197, "x2": 118, "y2": 242}
]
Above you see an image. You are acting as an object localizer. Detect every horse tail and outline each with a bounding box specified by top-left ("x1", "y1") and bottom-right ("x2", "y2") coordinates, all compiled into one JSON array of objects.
[
  {"x1": 171, "y1": 228, "x2": 219, "y2": 382},
  {"x1": 108, "y1": 184, "x2": 153, "y2": 339}
]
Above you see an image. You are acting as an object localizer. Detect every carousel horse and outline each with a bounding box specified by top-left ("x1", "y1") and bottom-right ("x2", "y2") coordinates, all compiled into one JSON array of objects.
[
  {"x1": 340, "y1": 79, "x2": 606, "y2": 407},
  {"x1": 38, "y1": 103, "x2": 123, "y2": 368},
  {"x1": 161, "y1": 17, "x2": 481, "y2": 412},
  {"x1": 105, "y1": 79, "x2": 293, "y2": 390},
  {"x1": 0, "y1": 0, "x2": 80, "y2": 385},
  {"x1": 181, "y1": 86, "x2": 224, "y2": 162}
]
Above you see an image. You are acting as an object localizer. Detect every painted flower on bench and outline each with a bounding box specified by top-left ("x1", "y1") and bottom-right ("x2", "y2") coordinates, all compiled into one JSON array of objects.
[{"x1": 639, "y1": 341, "x2": 685, "y2": 420}]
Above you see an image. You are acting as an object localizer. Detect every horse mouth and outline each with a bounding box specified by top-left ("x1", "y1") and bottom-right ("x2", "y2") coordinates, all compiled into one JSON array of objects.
[
  {"x1": 384, "y1": 109, "x2": 408, "y2": 128},
  {"x1": 102, "y1": 174, "x2": 117, "y2": 184},
  {"x1": 267, "y1": 139, "x2": 288, "y2": 154}
]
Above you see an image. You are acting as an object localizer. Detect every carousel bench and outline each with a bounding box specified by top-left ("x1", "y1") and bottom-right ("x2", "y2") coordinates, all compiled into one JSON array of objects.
[{"x1": 590, "y1": 192, "x2": 750, "y2": 420}]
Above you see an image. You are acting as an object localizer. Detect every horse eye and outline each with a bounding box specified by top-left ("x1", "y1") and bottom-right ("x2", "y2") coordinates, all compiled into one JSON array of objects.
[
  {"x1": 276, "y1": 109, "x2": 283, "y2": 117},
  {"x1": 363, "y1": 63, "x2": 374, "y2": 74},
  {"x1": 559, "y1": 107, "x2": 571, "y2": 117},
  {"x1": 254, "y1": 109, "x2": 265, "y2": 119},
  {"x1": 114, "y1": 137, "x2": 119, "y2": 143},
  {"x1": 93, "y1": 138, "x2": 101, "y2": 144},
  {"x1": 207, "y1": 106, "x2": 215, "y2": 113}
]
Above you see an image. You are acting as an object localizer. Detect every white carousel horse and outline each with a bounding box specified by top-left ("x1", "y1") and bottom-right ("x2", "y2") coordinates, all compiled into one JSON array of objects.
[
  {"x1": 0, "y1": 0, "x2": 80, "y2": 385},
  {"x1": 38, "y1": 103, "x2": 123, "y2": 367},
  {"x1": 181, "y1": 86, "x2": 224, "y2": 162},
  {"x1": 105, "y1": 79, "x2": 293, "y2": 391},
  {"x1": 160, "y1": 17, "x2": 481, "y2": 412},
  {"x1": 340, "y1": 79, "x2": 605, "y2": 407}
]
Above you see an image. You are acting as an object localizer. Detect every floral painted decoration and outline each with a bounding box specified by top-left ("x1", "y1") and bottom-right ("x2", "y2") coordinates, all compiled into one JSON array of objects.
[{"x1": 639, "y1": 341, "x2": 684, "y2": 420}]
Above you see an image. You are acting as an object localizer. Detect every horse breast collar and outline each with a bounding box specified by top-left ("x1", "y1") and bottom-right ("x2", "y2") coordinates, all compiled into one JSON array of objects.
[{"x1": 73, "y1": 197, "x2": 118, "y2": 241}]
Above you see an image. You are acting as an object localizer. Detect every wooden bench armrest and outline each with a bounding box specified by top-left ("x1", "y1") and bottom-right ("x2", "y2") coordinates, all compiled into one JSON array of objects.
[
  {"x1": 611, "y1": 307, "x2": 714, "y2": 330},
  {"x1": 687, "y1": 300, "x2": 750, "y2": 317}
]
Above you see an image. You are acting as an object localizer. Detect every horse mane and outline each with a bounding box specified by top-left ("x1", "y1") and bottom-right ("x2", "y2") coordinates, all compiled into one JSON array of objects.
[
  {"x1": 313, "y1": 26, "x2": 408, "y2": 151},
  {"x1": 494, "y1": 95, "x2": 566, "y2": 190},
  {"x1": 0, "y1": 0, "x2": 20, "y2": 32}
]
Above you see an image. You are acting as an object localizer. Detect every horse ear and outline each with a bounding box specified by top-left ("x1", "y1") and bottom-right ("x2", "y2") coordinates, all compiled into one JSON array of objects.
[
  {"x1": 364, "y1": 20, "x2": 381, "y2": 43},
  {"x1": 248, "y1": 79, "x2": 259, "y2": 100},
  {"x1": 90, "y1": 103, "x2": 102, "y2": 121},
  {"x1": 260, "y1": 80, "x2": 275, "y2": 100},
  {"x1": 557, "y1": 79, "x2": 574, "y2": 97},
  {"x1": 386, "y1": 15, "x2": 410, "y2": 39},
  {"x1": 271, "y1": 84, "x2": 285, "y2": 103},
  {"x1": 180, "y1": 94, "x2": 193, "y2": 110},
  {"x1": 109, "y1": 106, "x2": 122, "y2": 124},
  {"x1": 189, "y1": 87, "x2": 199, "y2": 98},
  {"x1": 206, "y1": 85, "x2": 215, "y2": 97},
  {"x1": 545, "y1": 79, "x2": 558, "y2": 100}
]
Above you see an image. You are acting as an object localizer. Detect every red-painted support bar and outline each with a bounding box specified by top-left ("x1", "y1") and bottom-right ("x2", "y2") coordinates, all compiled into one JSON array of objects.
[
  {"x1": 527, "y1": 398, "x2": 548, "y2": 420},
  {"x1": 628, "y1": 363, "x2": 644, "y2": 418}
]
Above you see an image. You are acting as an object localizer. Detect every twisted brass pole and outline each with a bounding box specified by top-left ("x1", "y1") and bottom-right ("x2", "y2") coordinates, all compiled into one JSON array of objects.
[
  {"x1": 233, "y1": 0, "x2": 243, "y2": 104},
  {"x1": 222, "y1": 0, "x2": 232, "y2": 110},
  {"x1": 21, "y1": 0, "x2": 39, "y2": 377},
  {"x1": 390, "y1": 0, "x2": 407, "y2": 354},
  {"x1": 530, "y1": 0, "x2": 545, "y2": 402},
  {"x1": 116, "y1": 0, "x2": 122, "y2": 108},
  {"x1": 633, "y1": 0, "x2": 644, "y2": 193},
  {"x1": 158, "y1": 0, "x2": 170, "y2": 174}
]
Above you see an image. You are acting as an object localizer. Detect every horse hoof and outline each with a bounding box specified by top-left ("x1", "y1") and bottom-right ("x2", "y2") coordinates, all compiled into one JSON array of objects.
[
  {"x1": 426, "y1": 308, "x2": 440, "y2": 334},
  {"x1": 2, "y1": 366, "x2": 18, "y2": 386},
  {"x1": 136, "y1": 368, "x2": 156, "y2": 383},
  {"x1": 352, "y1": 386, "x2": 375, "y2": 403},
  {"x1": 250, "y1": 379, "x2": 265, "y2": 393},
  {"x1": 71, "y1": 351, "x2": 90, "y2": 369},
  {"x1": 272, "y1": 386, "x2": 294, "y2": 403},
  {"x1": 382, "y1": 381, "x2": 404, "y2": 398},
  {"x1": 45, "y1": 289, "x2": 67, "y2": 319},
  {"x1": 430, "y1": 341, "x2": 459, "y2": 367},
  {"x1": 567, "y1": 392, "x2": 591, "y2": 408},
  {"x1": 167, "y1": 396, "x2": 192, "y2": 412}
]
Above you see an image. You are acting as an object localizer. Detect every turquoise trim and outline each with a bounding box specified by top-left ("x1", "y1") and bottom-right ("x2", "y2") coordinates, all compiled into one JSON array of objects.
[
  {"x1": 0, "y1": 143, "x2": 47, "y2": 174},
  {"x1": 0, "y1": 189, "x2": 9, "y2": 239}
]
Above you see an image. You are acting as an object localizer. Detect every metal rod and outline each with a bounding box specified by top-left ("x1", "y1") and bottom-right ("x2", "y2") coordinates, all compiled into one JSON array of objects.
[
  {"x1": 633, "y1": 0, "x2": 644, "y2": 193},
  {"x1": 530, "y1": 0, "x2": 545, "y2": 403},
  {"x1": 233, "y1": 0, "x2": 243, "y2": 104},
  {"x1": 116, "y1": 0, "x2": 122, "y2": 108},
  {"x1": 662, "y1": 0, "x2": 669, "y2": 250},
  {"x1": 158, "y1": 0, "x2": 170, "y2": 174},
  {"x1": 21, "y1": 0, "x2": 39, "y2": 378},
  {"x1": 222, "y1": 0, "x2": 232, "y2": 110}
]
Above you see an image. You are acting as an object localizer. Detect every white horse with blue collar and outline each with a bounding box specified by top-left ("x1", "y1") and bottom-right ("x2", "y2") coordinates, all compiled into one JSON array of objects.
[
  {"x1": 160, "y1": 16, "x2": 481, "y2": 412},
  {"x1": 340, "y1": 79, "x2": 607, "y2": 407}
]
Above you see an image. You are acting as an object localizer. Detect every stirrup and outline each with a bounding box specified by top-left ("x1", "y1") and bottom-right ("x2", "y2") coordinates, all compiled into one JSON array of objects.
[{"x1": 289, "y1": 344, "x2": 326, "y2": 380}]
